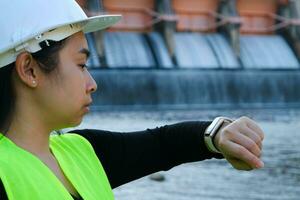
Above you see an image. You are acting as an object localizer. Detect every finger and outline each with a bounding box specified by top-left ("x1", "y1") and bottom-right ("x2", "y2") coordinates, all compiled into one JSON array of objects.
[
  {"x1": 240, "y1": 126, "x2": 263, "y2": 150},
  {"x1": 225, "y1": 156, "x2": 253, "y2": 171},
  {"x1": 245, "y1": 119, "x2": 264, "y2": 140},
  {"x1": 221, "y1": 140, "x2": 264, "y2": 169},
  {"x1": 230, "y1": 132, "x2": 262, "y2": 158}
]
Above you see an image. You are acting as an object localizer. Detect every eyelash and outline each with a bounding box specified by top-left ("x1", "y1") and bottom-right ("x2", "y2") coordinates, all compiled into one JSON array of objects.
[{"x1": 79, "y1": 64, "x2": 88, "y2": 69}]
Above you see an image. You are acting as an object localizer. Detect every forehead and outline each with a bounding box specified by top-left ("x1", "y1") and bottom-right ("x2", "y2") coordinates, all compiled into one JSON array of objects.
[{"x1": 64, "y1": 31, "x2": 88, "y2": 53}]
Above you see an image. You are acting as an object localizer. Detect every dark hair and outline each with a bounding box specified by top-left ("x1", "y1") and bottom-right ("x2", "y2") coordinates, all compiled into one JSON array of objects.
[
  {"x1": 0, "y1": 64, "x2": 15, "y2": 133},
  {"x1": 0, "y1": 39, "x2": 67, "y2": 133}
]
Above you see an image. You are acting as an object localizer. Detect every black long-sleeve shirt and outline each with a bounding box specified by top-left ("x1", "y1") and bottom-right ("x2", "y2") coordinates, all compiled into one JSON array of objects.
[{"x1": 0, "y1": 121, "x2": 222, "y2": 199}]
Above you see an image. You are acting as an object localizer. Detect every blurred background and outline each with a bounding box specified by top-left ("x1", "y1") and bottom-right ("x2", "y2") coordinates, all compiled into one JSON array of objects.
[{"x1": 74, "y1": 0, "x2": 300, "y2": 199}]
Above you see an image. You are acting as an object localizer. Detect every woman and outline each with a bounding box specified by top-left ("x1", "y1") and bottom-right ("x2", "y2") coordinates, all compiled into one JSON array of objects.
[{"x1": 0, "y1": 0, "x2": 264, "y2": 199}]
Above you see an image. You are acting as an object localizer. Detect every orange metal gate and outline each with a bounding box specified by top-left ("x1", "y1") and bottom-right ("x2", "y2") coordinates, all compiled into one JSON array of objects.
[
  {"x1": 172, "y1": 0, "x2": 219, "y2": 32},
  {"x1": 103, "y1": 0, "x2": 154, "y2": 32}
]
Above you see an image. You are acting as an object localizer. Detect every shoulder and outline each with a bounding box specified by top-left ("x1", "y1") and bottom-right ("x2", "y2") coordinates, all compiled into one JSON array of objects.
[{"x1": 50, "y1": 133, "x2": 94, "y2": 152}]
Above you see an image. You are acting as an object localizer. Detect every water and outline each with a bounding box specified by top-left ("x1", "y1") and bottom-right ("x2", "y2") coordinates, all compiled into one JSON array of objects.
[
  {"x1": 104, "y1": 32, "x2": 155, "y2": 68},
  {"x1": 240, "y1": 35, "x2": 299, "y2": 69},
  {"x1": 206, "y1": 34, "x2": 239, "y2": 69},
  {"x1": 74, "y1": 109, "x2": 300, "y2": 200},
  {"x1": 100, "y1": 32, "x2": 300, "y2": 70},
  {"x1": 147, "y1": 32, "x2": 173, "y2": 68},
  {"x1": 90, "y1": 70, "x2": 300, "y2": 108},
  {"x1": 174, "y1": 33, "x2": 219, "y2": 68}
]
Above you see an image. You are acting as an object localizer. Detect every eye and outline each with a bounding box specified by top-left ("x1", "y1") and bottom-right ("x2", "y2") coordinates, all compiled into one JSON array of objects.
[{"x1": 78, "y1": 64, "x2": 88, "y2": 69}]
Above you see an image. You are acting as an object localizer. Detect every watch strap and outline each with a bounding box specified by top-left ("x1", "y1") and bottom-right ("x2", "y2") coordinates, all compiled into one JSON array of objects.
[{"x1": 204, "y1": 117, "x2": 233, "y2": 154}]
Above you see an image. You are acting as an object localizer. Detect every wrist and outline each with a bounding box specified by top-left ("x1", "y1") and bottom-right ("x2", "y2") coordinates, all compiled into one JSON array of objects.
[
  {"x1": 213, "y1": 121, "x2": 231, "y2": 152},
  {"x1": 204, "y1": 117, "x2": 233, "y2": 154}
]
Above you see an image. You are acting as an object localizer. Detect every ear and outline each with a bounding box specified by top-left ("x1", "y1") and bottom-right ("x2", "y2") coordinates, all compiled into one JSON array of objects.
[{"x1": 15, "y1": 52, "x2": 39, "y2": 88}]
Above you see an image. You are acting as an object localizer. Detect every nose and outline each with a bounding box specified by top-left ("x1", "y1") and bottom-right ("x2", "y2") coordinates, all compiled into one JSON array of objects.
[{"x1": 86, "y1": 71, "x2": 98, "y2": 94}]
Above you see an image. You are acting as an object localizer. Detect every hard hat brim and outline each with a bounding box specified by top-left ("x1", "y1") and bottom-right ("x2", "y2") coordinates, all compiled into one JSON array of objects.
[
  {"x1": 80, "y1": 14, "x2": 121, "y2": 33},
  {"x1": 0, "y1": 14, "x2": 121, "y2": 68}
]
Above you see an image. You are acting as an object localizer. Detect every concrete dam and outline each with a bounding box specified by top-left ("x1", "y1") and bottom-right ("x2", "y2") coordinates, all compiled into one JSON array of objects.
[{"x1": 77, "y1": 0, "x2": 300, "y2": 110}]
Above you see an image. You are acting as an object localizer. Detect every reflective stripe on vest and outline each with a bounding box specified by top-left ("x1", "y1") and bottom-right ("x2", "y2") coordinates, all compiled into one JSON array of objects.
[{"x1": 0, "y1": 133, "x2": 114, "y2": 200}]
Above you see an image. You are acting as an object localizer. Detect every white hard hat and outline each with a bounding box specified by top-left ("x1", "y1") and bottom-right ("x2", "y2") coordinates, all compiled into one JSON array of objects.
[{"x1": 0, "y1": 0, "x2": 121, "y2": 68}]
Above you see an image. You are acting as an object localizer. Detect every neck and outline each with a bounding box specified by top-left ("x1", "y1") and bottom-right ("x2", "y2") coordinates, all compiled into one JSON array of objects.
[{"x1": 5, "y1": 106, "x2": 54, "y2": 157}]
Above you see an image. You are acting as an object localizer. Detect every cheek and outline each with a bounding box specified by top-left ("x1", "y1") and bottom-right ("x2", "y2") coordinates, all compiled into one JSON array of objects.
[
  {"x1": 56, "y1": 71, "x2": 88, "y2": 115},
  {"x1": 62, "y1": 72, "x2": 86, "y2": 101},
  {"x1": 43, "y1": 61, "x2": 87, "y2": 107},
  {"x1": 55, "y1": 63, "x2": 86, "y2": 95}
]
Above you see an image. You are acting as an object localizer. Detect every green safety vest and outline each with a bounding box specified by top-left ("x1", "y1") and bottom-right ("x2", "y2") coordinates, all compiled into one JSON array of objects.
[{"x1": 0, "y1": 133, "x2": 114, "y2": 200}]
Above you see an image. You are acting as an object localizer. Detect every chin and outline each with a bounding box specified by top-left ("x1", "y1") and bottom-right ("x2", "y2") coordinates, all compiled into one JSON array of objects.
[
  {"x1": 64, "y1": 116, "x2": 83, "y2": 128},
  {"x1": 72, "y1": 118, "x2": 83, "y2": 127}
]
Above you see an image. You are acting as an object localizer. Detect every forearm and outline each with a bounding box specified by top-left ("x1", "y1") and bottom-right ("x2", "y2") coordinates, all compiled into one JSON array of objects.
[{"x1": 70, "y1": 121, "x2": 223, "y2": 188}]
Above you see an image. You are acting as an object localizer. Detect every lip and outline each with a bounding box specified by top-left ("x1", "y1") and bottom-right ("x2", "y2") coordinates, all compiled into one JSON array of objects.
[
  {"x1": 84, "y1": 100, "x2": 93, "y2": 106},
  {"x1": 84, "y1": 106, "x2": 90, "y2": 112},
  {"x1": 85, "y1": 102, "x2": 92, "y2": 107},
  {"x1": 83, "y1": 101, "x2": 92, "y2": 112}
]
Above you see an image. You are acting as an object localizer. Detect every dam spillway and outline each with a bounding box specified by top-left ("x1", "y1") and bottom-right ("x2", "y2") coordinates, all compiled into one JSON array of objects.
[{"x1": 77, "y1": 0, "x2": 300, "y2": 109}]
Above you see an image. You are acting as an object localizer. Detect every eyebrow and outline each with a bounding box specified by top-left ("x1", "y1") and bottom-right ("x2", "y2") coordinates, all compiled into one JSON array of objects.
[{"x1": 78, "y1": 48, "x2": 90, "y2": 59}]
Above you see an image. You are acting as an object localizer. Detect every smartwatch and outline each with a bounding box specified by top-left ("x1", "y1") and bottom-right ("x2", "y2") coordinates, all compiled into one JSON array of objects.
[{"x1": 204, "y1": 117, "x2": 233, "y2": 154}]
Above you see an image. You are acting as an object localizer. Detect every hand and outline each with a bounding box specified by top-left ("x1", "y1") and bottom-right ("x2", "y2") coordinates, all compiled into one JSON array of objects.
[{"x1": 214, "y1": 116, "x2": 264, "y2": 170}]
